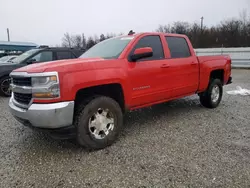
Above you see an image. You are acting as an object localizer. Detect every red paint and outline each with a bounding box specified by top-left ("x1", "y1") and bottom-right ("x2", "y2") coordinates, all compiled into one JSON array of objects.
[
  {"x1": 133, "y1": 47, "x2": 153, "y2": 55},
  {"x1": 13, "y1": 33, "x2": 232, "y2": 109}
]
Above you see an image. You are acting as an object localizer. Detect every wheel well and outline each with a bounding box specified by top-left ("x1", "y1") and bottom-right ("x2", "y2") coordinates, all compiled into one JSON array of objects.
[
  {"x1": 210, "y1": 69, "x2": 224, "y2": 83},
  {"x1": 0, "y1": 74, "x2": 9, "y2": 79},
  {"x1": 74, "y1": 83, "x2": 125, "y2": 112}
]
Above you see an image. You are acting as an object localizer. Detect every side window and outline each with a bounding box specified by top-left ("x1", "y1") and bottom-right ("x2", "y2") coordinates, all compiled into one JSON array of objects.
[
  {"x1": 132, "y1": 35, "x2": 164, "y2": 61},
  {"x1": 72, "y1": 51, "x2": 83, "y2": 58},
  {"x1": 56, "y1": 51, "x2": 73, "y2": 60},
  {"x1": 32, "y1": 51, "x2": 53, "y2": 62},
  {"x1": 165, "y1": 37, "x2": 191, "y2": 58}
]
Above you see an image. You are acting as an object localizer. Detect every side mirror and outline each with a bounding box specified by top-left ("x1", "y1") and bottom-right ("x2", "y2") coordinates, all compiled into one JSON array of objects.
[
  {"x1": 26, "y1": 59, "x2": 36, "y2": 64},
  {"x1": 130, "y1": 47, "x2": 153, "y2": 62}
]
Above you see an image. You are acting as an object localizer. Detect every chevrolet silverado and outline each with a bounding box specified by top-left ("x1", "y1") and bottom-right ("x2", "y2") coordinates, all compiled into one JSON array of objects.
[{"x1": 9, "y1": 32, "x2": 232, "y2": 149}]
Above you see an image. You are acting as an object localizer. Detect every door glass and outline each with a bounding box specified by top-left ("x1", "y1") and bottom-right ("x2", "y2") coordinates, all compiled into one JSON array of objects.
[
  {"x1": 31, "y1": 51, "x2": 53, "y2": 62},
  {"x1": 132, "y1": 35, "x2": 164, "y2": 61},
  {"x1": 56, "y1": 51, "x2": 72, "y2": 60},
  {"x1": 165, "y1": 37, "x2": 191, "y2": 58}
]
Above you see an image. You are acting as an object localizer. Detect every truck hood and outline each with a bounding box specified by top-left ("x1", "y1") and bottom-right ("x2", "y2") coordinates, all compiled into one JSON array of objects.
[{"x1": 13, "y1": 58, "x2": 106, "y2": 73}]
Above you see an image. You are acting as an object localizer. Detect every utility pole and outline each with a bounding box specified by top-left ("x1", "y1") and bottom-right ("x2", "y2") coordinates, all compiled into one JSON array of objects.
[
  {"x1": 200, "y1": 17, "x2": 204, "y2": 48},
  {"x1": 7, "y1": 28, "x2": 10, "y2": 41},
  {"x1": 200, "y1": 17, "x2": 204, "y2": 31}
]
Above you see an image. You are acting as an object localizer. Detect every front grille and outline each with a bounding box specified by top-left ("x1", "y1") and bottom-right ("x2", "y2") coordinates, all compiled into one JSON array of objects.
[
  {"x1": 13, "y1": 77, "x2": 31, "y2": 86},
  {"x1": 14, "y1": 93, "x2": 32, "y2": 105}
]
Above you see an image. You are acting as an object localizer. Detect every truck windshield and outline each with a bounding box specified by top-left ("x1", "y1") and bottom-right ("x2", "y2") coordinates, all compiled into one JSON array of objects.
[
  {"x1": 11, "y1": 49, "x2": 39, "y2": 64},
  {"x1": 80, "y1": 36, "x2": 134, "y2": 59}
]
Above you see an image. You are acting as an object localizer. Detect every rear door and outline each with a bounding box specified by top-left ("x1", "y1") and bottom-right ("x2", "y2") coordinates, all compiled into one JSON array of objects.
[{"x1": 164, "y1": 36, "x2": 199, "y2": 97}]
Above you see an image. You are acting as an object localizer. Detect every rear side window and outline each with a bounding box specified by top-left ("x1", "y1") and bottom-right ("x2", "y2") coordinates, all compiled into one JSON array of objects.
[
  {"x1": 56, "y1": 51, "x2": 73, "y2": 60},
  {"x1": 132, "y1": 35, "x2": 164, "y2": 61},
  {"x1": 166, "y1": 37, "x2": 191, "y2": 58},
  {"x1": 73, "y1": 51, "x2": 83, "y2": 57}
]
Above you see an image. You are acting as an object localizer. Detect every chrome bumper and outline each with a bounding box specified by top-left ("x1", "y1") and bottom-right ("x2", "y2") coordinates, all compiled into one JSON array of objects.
[{"x1": 9, "y1": 97, "x2": 74, "y2": 129}]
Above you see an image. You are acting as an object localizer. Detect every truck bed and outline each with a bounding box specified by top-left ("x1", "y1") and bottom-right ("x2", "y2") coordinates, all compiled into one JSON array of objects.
[{"x1": 197, "y1": 55, "x2": 230, "y2": 64}]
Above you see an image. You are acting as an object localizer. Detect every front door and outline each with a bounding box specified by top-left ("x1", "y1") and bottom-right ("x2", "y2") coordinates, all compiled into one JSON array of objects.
[{"x1": 127, "y1": 35, "x2": 170, "y2": 107}]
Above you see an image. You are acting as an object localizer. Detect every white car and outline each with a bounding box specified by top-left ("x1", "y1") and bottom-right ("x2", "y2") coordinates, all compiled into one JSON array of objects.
[{"x1": 0, "y1": 55, "x2": 18, "y2": 63}]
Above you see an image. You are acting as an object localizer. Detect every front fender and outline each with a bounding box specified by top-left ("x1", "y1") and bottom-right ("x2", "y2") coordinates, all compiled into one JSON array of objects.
[
  {"x1": 0, "y1": 70, "x2": 12, "y2": 78},
  {"x1": 60, "y1": 68, "x2": 129, "y2": 102}
]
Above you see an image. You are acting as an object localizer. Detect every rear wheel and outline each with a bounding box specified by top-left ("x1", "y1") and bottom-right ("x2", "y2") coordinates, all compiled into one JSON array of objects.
[
  {"x1": 74, "y1": 96, "x2": 123, "y2": 150},
  {"x1": 0, "y1": 76, "x2": 11, "y2": 97},
  {"x1": 199, "y1": 79, "x2": 223, "y2": 108}
]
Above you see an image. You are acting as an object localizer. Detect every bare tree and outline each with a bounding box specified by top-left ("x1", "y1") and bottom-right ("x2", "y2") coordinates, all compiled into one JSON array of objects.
[
  {"x1": 93, "y1": 35, "x2": 99, "y2": 44},
  {"x1": 62, "y1": 32, "x2": 72, "y2": 47},
  {"x1": 156, "y1": 24, "x2": 171, "y2": 33},
  {"x1": 86, "y1": 37, "x2": 95, "y2": 49},
  {"x1": 171, "y1": 22, "x2": 190, "y2": 34},
  {"x1": 72, "y1": 34, "x2": 82, "y2": 48},
  {"x1": 239, "y1": 9, "x2": 248, "y2": 25},
  {"x1": 99, "y1": 34, "x2": 106, "y2": 42}
]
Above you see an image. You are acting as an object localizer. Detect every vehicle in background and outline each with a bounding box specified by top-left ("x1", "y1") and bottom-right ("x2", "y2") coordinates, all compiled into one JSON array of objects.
[
  {"x1": 9, "y1": 32, "x2": 232, "y2": 149},
  {"x1": 0, "y1": 55, "x2": 18, "y2": 63},
  {"x1": 0, "y1": 47, "x2": 84, "y2": 97}
]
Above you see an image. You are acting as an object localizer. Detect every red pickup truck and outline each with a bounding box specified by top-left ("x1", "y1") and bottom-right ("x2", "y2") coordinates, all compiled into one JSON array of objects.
[{"x1": 9, "y1": 32, "x2": 232, "y2": 149}]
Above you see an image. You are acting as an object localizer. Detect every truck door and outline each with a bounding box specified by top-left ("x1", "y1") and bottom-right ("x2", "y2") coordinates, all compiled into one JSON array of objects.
[
  {"x1": 164, "y1": 36, "x2": 199, "y2": 97},
  {"x1": 127, "y1": 35, "x2": 170, "y2": 107}
]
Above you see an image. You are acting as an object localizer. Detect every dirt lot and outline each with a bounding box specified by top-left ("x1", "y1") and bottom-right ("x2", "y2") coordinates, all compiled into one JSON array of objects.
[{"x1": 0, "y1": 69, "x2": 250, "y2": 188}]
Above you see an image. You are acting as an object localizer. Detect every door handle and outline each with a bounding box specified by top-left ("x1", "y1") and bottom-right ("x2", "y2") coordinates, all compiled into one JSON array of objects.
[
  {"x1": 191, "y1": 62, "x2": 197, "y2": 65},
  {"x1": 161, "y1": 64, "x2": 170, "y2": 68}
]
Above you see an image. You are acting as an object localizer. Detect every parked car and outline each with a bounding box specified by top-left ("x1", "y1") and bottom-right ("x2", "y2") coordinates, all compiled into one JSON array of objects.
[
  {"x1": 0, "y1": 47, "x2": 84, "y2": 96},
  {"x1": 9, "y1": 32, "x2": 232, "y2": 149},
  {"x1": 0, "y1": 55, "x2": 17, "y2": 63}
]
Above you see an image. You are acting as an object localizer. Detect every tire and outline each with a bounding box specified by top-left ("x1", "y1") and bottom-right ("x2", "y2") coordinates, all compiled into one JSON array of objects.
[
  {"x1": 199, "y1": 79, "x2": 223, "y2": 108},
  {"x1": 74, "y1": 96, "x2": 123, "y2": 150},
  {"x1": 0, "y1": 76, "x2": 11, "y2": 97}
]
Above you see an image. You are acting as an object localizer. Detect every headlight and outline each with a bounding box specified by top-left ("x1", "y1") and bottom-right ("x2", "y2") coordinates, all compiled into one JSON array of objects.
[
  {"x1": 31, "y1": 73, "x2": 60, "y2": 99},
  {"x1": 32, "y1": 75, "x2": 57, "y2": 87}
]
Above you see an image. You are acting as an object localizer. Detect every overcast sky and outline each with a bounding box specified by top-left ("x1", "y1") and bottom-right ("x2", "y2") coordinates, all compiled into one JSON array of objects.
[{"x1": 0, "y1": 0, "x2": 249, "y2": 46}]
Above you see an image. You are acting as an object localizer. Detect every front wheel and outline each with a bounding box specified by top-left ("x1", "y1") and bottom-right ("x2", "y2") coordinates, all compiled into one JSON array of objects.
[
  {"x1": 0, "y1": 76, "x2": 12, "y2": 97},
  {"x1": 74, "y1": 96, "x2": 123, "y2": 150},
  {"x1": 199, "y1": 79, "x2": 223, "y2": 108}
]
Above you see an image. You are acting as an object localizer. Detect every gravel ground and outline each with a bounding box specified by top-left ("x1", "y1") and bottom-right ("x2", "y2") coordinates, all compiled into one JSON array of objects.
[{"x1": 0, "y1": 69, "x2": 250, "y2": 188}]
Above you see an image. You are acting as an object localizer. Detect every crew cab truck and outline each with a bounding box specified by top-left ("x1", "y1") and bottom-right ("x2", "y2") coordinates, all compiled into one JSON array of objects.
[{"x1": 9, "y1": 32, "x2": 232, "y2": 149}]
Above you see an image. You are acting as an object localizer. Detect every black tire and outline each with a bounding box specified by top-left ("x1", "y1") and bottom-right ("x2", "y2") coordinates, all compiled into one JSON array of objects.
[
  {"x1": 199, "y1": 79, "x2": 223, "y2": 108},
  {"x1": 74, "y1": 96, "x2": 123, "y2": 150},
  {"x1": 0, "y1": 76, "x2": 11, "y2": 97}
]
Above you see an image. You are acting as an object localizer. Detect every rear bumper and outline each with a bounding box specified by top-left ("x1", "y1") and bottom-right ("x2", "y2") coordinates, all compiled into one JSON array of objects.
[
  {"x1": 9, "y1": 97, "x2": 75, "y2": 129},
  {"x1": 226, "y1": 76, "x2": 232, "y2": 85}
]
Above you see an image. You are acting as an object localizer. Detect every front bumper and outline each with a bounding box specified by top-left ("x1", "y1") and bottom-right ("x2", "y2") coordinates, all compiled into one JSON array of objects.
[{"x1": 9, "y1": 97, "x2": 75, "y2": 129}]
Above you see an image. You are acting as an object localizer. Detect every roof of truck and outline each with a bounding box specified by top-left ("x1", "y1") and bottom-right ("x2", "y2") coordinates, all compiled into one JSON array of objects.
[{"x1": 126, "y1": 32, "x2": 187, "y2": 38}]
